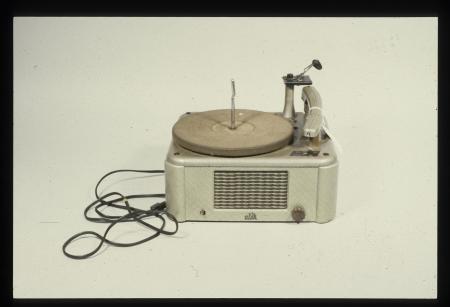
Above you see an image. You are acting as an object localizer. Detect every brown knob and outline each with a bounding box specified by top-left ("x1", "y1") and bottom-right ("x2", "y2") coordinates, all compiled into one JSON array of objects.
[{"x1": 292, "y1": 206, "x2": 305, "y2": 223}]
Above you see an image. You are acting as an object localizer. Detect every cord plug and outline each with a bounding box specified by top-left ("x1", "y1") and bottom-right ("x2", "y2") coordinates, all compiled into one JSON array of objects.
[{"x1": 150, "y1": 201, "x2": 167, "y2": 211}]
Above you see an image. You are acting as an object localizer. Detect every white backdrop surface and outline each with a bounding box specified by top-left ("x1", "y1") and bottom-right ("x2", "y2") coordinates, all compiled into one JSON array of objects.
[{"x1": 13, "y1": 17, "x2": 437, "y2": 298}]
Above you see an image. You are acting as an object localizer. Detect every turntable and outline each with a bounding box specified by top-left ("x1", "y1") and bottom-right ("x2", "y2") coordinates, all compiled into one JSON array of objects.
[{"x1": 165, "y1": 60, "x2": 339, "y2": 223}]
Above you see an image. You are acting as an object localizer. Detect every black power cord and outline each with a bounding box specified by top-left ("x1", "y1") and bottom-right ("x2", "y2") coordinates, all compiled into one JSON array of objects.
[{"x1": 62, "y1": 169, "x2": 178, "y2": 260}]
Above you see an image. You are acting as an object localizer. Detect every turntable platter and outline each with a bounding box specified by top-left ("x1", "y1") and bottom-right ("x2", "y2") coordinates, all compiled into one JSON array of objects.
[{"x1": 172, "y1": 109, "x2": 293, "y2": 157}]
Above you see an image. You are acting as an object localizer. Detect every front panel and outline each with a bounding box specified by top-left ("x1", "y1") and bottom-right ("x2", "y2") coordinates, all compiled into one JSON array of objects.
[{"x1": 184, "y1": 167, "x2": 318, "y2": 222}]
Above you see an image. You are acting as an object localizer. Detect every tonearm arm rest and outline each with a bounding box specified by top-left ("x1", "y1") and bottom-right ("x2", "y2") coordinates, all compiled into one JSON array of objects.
[{"x1": 281, "y1": 59, "x2": 323, "y2": 140}]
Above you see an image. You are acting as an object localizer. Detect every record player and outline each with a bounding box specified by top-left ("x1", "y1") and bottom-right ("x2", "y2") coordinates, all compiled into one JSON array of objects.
[
  {"x1": 165, "y1": 60, "x2": 339, "y2": 224},
  {"x1": 61, "y1": 60, "x2": 341, "y2": 259}
]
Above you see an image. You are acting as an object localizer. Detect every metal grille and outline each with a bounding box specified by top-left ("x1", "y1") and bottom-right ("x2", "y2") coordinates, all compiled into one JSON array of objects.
[{"x1": 214, "y1": 170, "x2": 288, "y2": 209}]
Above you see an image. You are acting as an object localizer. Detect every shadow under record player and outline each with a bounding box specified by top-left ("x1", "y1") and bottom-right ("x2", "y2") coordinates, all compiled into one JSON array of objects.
[{"x1": 165, "y1": 60, "x2": 339, "y2": 223}]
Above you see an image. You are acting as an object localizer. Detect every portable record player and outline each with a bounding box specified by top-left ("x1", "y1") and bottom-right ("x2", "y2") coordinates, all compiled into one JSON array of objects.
[
  {"x1": 165, "y1": 60, "x2": 339, "y2": 223},
  {"x1": 62, "y1": 60, "x2": 340, "y2": 259}
]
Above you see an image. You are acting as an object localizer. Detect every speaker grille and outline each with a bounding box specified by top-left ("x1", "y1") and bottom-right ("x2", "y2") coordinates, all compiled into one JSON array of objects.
[{"x1": 214, "y1": 170, "x2": 288, "y2": 209}]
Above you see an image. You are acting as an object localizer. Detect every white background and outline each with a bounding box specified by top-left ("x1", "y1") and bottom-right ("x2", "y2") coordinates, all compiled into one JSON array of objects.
[{"x1": 13, "y1": 17, "x2": 437, "y2": 298}]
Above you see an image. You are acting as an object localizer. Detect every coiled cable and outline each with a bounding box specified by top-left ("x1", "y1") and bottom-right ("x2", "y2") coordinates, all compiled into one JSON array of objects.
[{"x1": 62, "y1": 169, "x2": 178, "y2": 260}]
